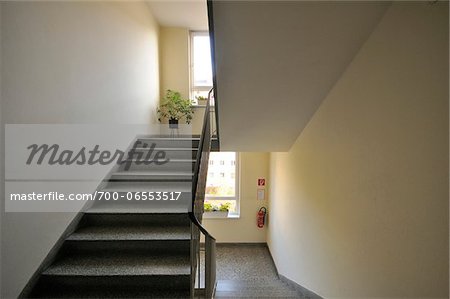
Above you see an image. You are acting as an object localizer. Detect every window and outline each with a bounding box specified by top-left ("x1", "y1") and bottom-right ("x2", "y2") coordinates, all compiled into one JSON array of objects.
[
  {"x1": 205, "y1": 152, "x2": 239, "y2": 216},
  {"x1": 190, "y1": 31, "x2": 213, "y2": 104}
]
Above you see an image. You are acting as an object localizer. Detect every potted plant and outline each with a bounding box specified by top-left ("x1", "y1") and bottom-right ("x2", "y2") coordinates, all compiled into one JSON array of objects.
[
  {"x1": 204, "y1": 202, "x2": 230, "y2": 218},
  {"x1": 157, "y1": 90, "x2": 194, "y2": 128},
  {"x1": 196, "y1": 95, "x2": 208, "y2": 106}
]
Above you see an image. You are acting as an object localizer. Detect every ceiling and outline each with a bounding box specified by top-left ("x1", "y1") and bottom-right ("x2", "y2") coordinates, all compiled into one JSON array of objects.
[
  {"x1": 212, "y1": 1, "x2": 390, "y2": 151},
  {"x1": 146, "y1": 0, "x2": 208, "y2": 30}
]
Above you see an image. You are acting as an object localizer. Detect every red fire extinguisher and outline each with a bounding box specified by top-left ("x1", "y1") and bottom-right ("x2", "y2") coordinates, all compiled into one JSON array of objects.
[{"x1": 257, "y1": 207, "x2": 267, "y2": 228}]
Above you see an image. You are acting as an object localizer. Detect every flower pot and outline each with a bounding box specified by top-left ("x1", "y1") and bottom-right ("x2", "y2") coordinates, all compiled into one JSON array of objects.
[
  {"x1": 204, "y1": 211, "x2": 229, "y2": 218},
  {"x1": 169, "y1": 118, "x2": 179, "y2": 129},
  {"x1": 198, "y1": 99, "x2": 208, "y2": 106}
]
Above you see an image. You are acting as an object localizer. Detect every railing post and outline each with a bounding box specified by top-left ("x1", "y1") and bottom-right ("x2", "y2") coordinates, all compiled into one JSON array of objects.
[{"x1": 205, "y1": 235, "x2": 216, "y2": 298}]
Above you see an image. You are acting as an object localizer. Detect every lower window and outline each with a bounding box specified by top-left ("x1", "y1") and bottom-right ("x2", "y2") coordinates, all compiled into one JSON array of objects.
[{"x1": 205, "y1": 152, "x2": 239, "y2": 216}]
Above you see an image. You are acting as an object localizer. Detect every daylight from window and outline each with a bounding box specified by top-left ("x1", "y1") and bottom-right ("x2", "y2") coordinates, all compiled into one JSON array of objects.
[
  {"x1": 205, "y1": 152, "x2": 239, "y2": 214},
  {"x1": 191, "y1": 32, "x2": 213, "y2": 102}
]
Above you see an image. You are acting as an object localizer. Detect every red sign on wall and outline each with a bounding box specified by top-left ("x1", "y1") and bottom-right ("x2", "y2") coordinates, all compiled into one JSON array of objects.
[{"x1": 258, "y1": 178, "x2": 266, "y2": 187}]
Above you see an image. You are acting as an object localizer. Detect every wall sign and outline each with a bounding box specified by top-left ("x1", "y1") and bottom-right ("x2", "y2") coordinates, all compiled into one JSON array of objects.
[{"x1": 258, "y1": 178, "x2": 266, "y2": 187}]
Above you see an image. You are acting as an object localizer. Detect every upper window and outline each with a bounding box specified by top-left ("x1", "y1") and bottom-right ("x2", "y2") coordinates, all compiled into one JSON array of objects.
[
  {"x1": 190, "y1": 31, "x2": 213, "y2": 104},
  {"x1": 205, "y1": 152, "x2": 239, "y2": 216}
]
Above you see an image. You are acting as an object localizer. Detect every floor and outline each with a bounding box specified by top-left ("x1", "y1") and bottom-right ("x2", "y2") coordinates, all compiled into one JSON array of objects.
[{"x1": 211, "y1": 244, "x2": 304, "y2": 298}]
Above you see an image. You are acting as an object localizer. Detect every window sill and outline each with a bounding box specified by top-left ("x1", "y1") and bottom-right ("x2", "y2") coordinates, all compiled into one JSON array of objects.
[
  {"x1": 203, "y1": 213, "x2": 240, "y2": 220},
  {"x1": 192, "y1": 105, "x2": 207, "y2": 108}
]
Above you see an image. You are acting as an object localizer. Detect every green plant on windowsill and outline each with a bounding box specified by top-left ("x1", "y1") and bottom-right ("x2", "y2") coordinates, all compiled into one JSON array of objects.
[
  {"x1": 204, "y1": 202, "x2": 214, "y2": 212},
  {"x1": 195, "y1": 95, "x2": 208, "y2": 106},
  {"x1": 157, "y1": 89, "x2": 194, "y2": 128},
  {"x1": 218, "y1": 202, "x2": 231, "y2": 212},
  {"x1": 204, "y1": 202, "x2": 230, "y2": 212}
]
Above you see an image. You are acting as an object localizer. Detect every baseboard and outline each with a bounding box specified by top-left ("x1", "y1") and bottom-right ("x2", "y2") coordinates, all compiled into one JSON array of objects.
[
  {"x1": 264, "y1": 243, "x2": 279, "y2": 277},
  {"x1": 18, "y1": 211, "x2": 85, "y2": 298},
  {"x1": 266, "y1": 245, "x2": 323, "y2": 299},
  {"x1": 200, "y1": 242, "x2": 267, "y2": 250},
  {"x1": 216, "y1": 242, "x2": 267, "y2": 247},
  {"x1": 278, "y1": 274, "x2": 323, "y2": 299}
]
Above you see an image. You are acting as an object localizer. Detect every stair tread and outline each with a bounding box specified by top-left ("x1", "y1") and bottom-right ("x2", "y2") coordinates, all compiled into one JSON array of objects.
[
  {"x1": 137, "y1": 136, "x2": 217, "y2": 142},
  {"x1": 136, "y1": 134, "x2": 216, "y2": 140},
  {"x1": 85, "y1": 204, "x2": 189, "y2": 214},
  {"x1": 112, "y1": 171, "x2": 194, "y2": 176},
  {"x1": 122, "y1": 158, "x2": 195, "y2": 162},
  {"x1": 67, "y1": 225, "x2": 190, "y2": 241},
  {"x1": 135, "y1": 147, "x2": 197, "y2": 151},
  {"x1": 101, "y1": 181, "x2": 191, "y2": 192},
  {"x1": 80, "y1": 213, "x2": 191, "y2": 226},
  {"x1": 43, "y1": 252, "x2": 190, "y2": 276},
  {"x1": 217, "y1": 279, "x2": 298, "y2": 289}
]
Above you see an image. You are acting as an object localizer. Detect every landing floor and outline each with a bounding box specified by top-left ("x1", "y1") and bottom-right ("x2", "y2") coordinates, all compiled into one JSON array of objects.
[{"x1": 212, "y1": 244, "x2": 305, "y2": 298}]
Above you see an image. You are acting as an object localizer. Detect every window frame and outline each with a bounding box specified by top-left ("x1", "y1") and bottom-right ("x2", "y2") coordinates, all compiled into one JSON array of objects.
[
  {"x1": 189, "y1": 31, "x2": 213, "y2": 102},
  {"x1": 205, "y1": 152, "x2": 240, "y2": 217}
]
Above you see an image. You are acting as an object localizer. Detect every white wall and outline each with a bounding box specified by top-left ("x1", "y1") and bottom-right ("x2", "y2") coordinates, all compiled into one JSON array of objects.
[
  {"x1": 160, "y1": 27, "x2": 190, "y2": 101},
  {"x1": 1, "y1": 2, "x2": 160, "y2": 297},
  {"x1": 212, "y1": 1, "x2": 389, "y2": 151},
  {"x1": 204, "y1": 152, "x2": 269, "y2": 243},
  {"x1": 159, "y1": 26, "x2": 207, "y2": 134},
  {"x1": 2, "y1": 1, "x2": 160, "y2": 125},
  {"x1": 268, "y1": 2, "x2": 448, "y2": 298}
]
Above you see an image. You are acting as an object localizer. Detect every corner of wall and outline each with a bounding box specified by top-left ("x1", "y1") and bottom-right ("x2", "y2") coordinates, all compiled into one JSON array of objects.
[{"x1": 267, "y1": 2, "x2": 448, "y2": 298}]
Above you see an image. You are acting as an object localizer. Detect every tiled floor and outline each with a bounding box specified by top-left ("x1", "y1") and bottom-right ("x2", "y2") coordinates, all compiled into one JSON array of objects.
[{"x1": 212, "y1": 244, "x2": 303, "y2": 298}]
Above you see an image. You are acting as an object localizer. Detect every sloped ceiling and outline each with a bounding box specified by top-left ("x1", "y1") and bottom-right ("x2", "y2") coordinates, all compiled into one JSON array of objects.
[
  {"x1": 146, "y1": 0, "x2": 208, "y2": 30},
  {"x1": 212, "y1": 1, "x2": 390, "y2": 151}
]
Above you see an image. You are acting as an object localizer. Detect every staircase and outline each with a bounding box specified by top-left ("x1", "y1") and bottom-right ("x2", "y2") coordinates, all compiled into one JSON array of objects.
[{"x1": 26, "y1": 134, "x2": 216, "y2": 298}]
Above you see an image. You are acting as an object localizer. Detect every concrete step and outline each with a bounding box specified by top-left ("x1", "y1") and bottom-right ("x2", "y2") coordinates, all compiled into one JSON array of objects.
[
  {"x1": 67, "y1": 225, "x2": 190, "y2": 241},
  {"x1": 136, "y1": 137, "x2": 200, "y2": 149},
  {"x1": 79, "y1": 213, "x2": 191, "y2": 226},
  {"x1": 215, "y1": 280, "x2": 301, "y2": 298},
  {"x1": 87, "y1": 187, "x2": 192, "y2": 213},
  {"x1": 101, "y1": 181, "x2": 192, "y2": 192},
  {"x1": 44, "y1": 248, "x2": 190, "y2": 276},
  {"x1": 119, "y1": 159, "x2": 195, "y2": 172},
  {"x1": 109, "y1": 171, "x2": 193, "y2": 182},
  {"x1": 93, "y1": 190, "x2": 192, "y2": 202},
  {"x1": 85, "y1": 201, "x2": 190, "y2": 214},
  {"x1": 61, "y1": 239, "x2": 190, "y2": 256},
  {"x1": 128, "y1": 147, "x2": 197, "y2": 160},
  {"x1": 80, "y1": 213, "x2": 191, "y2": 227},
  {"x1": 31, "y1": 275, "x2": 190, "y2": 298}
]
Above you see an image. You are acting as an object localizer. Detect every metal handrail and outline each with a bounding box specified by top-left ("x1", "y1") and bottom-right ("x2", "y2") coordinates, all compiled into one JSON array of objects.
[
  {"x1": 207, "y1": 0, "x2": 220, "y2": 148},
  {"x1": 188, "y1": 88, "x2": 216, "y2": 240},
  {"x1": 189, "y1": 88, "x2": 217, "y2": 298},
  {"x1": 189, "y1": 3, "x2": 219, "y2": 296}
]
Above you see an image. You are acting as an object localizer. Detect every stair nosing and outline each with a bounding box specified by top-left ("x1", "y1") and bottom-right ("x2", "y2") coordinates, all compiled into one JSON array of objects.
[
  {"x1": 65, "y1": 236, "x2": 191, "y2": 243},
  {"x1": 112, "y1": 171, "x2": 194, "y2": 176},
  {"x1": 135, "y1": 147, "x2": 198, "y2": 151},
  {"x1": 81, "y1": 212, "x2": 189, "y2": 215},
  {"x1": 40, "y1": 272, "x2": 191, "y2": 277},
  {"x1": 121, "y1": 159, "x2": 195, "y2": 163},
  {"x1": 66, "y1": 229, "x2": 191, "y2": 241}
]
